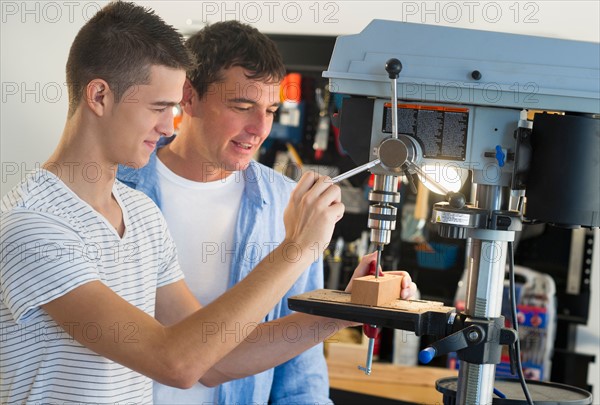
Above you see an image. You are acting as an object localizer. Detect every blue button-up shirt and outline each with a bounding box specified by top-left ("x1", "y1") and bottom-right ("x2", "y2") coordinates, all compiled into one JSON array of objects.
[{"x1": 117, "y1": 137, "x2": 330, "y2": 405}]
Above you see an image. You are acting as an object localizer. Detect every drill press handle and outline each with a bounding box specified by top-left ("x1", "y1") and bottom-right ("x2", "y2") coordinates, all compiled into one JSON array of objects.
[{"x1": 419, "y1": 317, "x2": 518, "y2": 367}]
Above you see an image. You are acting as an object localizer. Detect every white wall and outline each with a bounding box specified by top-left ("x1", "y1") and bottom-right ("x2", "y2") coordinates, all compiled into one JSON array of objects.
[
  {"x1": 141, "y1": 0, "x2": 600, "y2": 39},
  {"x1": 1, "y1": 0, "x2": 599, "y2": 397},
  {"x1": 1, "y1": 1, "x2": 104, "y2": 195}
]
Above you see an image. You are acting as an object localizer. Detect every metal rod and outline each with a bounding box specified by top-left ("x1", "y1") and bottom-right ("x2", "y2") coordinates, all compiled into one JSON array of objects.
[
  {"x1": 406, "y1": 162, "x2": 451, "y2": 196},
  {"x1": 456, "y1": 192, "x2": 510, "y2": 405},
  {"x1": 391, "y1": 77, "x2": 399, "y2": 139},
  {"x1": 331, "y1": 159, "x2": 381, "y2": 183},
  {"x1": 358, "y1": 335, "x2": 375, "y2": 375}
]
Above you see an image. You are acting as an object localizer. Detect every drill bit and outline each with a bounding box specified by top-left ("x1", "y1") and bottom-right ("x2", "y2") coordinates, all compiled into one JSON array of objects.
[{"x1": 375, "y1": 244, "x2": 383, "y2": 279}]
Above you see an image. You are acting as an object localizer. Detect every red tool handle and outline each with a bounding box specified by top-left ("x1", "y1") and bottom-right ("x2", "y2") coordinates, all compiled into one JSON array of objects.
[
  {"x1": 363, "y1": 324, "x2": 379, "y2": 339},
  {"x1": 368, "y1": 260, "x2": 384, "y2": 277}
]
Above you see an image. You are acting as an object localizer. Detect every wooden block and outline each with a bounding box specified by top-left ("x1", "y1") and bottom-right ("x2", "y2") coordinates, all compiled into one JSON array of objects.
[{"x1": 350, "y1": 274, "x2": 403, "y2": 307}]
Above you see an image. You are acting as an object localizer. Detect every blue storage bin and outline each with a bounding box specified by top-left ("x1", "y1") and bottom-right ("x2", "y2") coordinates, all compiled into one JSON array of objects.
[{"x1": 416, "y1": 242, "x2": 459, "y2": 270}]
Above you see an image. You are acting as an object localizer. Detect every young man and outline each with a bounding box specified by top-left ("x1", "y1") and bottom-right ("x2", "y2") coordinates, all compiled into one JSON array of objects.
[
  {"x1": 0, "y1": 3, "x2": 402, "y2": 403},
  {"x1": 117, "y1": 21, "x2": 417, "y2": 404}
]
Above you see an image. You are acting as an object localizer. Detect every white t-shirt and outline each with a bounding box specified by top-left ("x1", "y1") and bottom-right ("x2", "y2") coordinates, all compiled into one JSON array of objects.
[
  {"x1": 0, "y1": 170, "x2": 183, "y2": 404},
  {"x1": 152, "y1": 159, "x2": 245, "y2": 404}
]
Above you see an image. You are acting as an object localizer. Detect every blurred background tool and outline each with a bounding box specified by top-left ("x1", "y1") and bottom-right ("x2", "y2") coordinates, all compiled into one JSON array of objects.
[{"x1": 326, "y1": 237, "x2": 345, "y2": 290}]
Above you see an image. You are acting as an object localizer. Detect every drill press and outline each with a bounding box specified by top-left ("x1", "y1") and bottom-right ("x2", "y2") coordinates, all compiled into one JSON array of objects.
[{"x1": 289, "y1": 20, "x2": 599, "y2": 405}]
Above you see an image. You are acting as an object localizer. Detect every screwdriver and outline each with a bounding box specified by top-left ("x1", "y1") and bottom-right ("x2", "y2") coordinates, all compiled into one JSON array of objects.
[{"x1": 331, "y1": 159, "x2": 380, "y2": 183}]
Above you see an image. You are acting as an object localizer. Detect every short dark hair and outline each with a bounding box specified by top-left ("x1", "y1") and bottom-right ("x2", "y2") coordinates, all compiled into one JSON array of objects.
[
  {"x1": 186, "y1": 21, "x2": 286, "y2": 98},
  {"x1": 66, "y1": 1, "x2": 196, "y2": 117}
]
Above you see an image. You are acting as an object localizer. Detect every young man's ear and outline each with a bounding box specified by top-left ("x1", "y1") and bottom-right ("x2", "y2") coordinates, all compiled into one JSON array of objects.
[
  {"x1": 85, "y1": 79, "x2": 112, "y2": 116},
  {"x1": 180, "y1": 79, "x2": 197, "y2": 116}
]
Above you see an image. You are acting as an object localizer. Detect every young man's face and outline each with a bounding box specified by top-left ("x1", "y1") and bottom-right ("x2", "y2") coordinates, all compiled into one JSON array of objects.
[
  {"x1": 107, "y1": 65, "x2": 186, "y2": 168},
  {"x1": 186, "y1": 66, "x2": 280, "y2": 180}
]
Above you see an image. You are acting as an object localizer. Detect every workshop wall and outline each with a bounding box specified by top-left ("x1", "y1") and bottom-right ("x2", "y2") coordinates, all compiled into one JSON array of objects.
[
  {"x1": 1, "y1": 0, "x2": 599, "y2": 398},
  {"x1": 2, "y1": 1, "x2": 599, "y2": 193}
]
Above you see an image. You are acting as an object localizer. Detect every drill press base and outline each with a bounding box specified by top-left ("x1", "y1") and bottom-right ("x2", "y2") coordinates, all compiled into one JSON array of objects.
[
  {"x1": 436, "y1": 377, "x2": 592, "y2": 404},
  {"x1": 288, "y1": 289, "x2": 456, "y2": 337}
]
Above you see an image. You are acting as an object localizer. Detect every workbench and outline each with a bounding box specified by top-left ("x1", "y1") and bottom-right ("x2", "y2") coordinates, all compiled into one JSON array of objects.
[{"x1": 327, "y1": 358, "x2": 458, "y2": 404}]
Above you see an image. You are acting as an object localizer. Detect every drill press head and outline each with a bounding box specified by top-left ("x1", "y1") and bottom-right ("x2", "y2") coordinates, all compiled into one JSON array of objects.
[{"x1": 331, "y1": 20, "x2": 599, "y2": 230}]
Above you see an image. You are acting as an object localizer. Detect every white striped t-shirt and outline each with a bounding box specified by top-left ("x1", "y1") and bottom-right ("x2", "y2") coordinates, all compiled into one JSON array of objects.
[{"x1": 0, "y1": 169, "x2": 184, "y2": 404}]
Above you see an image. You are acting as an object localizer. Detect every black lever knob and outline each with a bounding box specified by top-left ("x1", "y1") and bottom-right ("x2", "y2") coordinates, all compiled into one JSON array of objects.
[
  {"x1": 385, "y1": 58, "x2": 402, "y2": 79},
  {"x1": 447, "y1": 192, "x2": 466, "y2": 209}
]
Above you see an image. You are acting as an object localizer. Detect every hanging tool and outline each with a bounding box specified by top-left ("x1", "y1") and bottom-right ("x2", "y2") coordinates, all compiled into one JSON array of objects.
[
  {"x1": 313, "y1": 88, "x2": 331, "y2": 160},
  {"x1": 326, "y1": 237, "x2": 345, "y2": 290}
]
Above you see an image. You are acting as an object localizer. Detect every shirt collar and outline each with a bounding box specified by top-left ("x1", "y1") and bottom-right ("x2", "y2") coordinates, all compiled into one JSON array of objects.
[{"x1": 242, "y1": 161, "x2": 269, "y2": 208}]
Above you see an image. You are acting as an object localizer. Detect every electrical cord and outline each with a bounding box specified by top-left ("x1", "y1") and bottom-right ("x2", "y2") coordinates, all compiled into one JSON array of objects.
[{"x1": 508, "y1": 241, "x2": 535, "y2": 405}]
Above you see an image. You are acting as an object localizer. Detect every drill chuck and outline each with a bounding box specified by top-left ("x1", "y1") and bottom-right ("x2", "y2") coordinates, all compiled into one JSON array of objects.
[{"x1": 368, "y1": 174, "x2": 400, "y2": 246}]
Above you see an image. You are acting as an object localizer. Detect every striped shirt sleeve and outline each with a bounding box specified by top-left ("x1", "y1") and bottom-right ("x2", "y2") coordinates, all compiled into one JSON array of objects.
[{"x1": 0, "y1": 210, "x2": 100, "y2": 323}]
